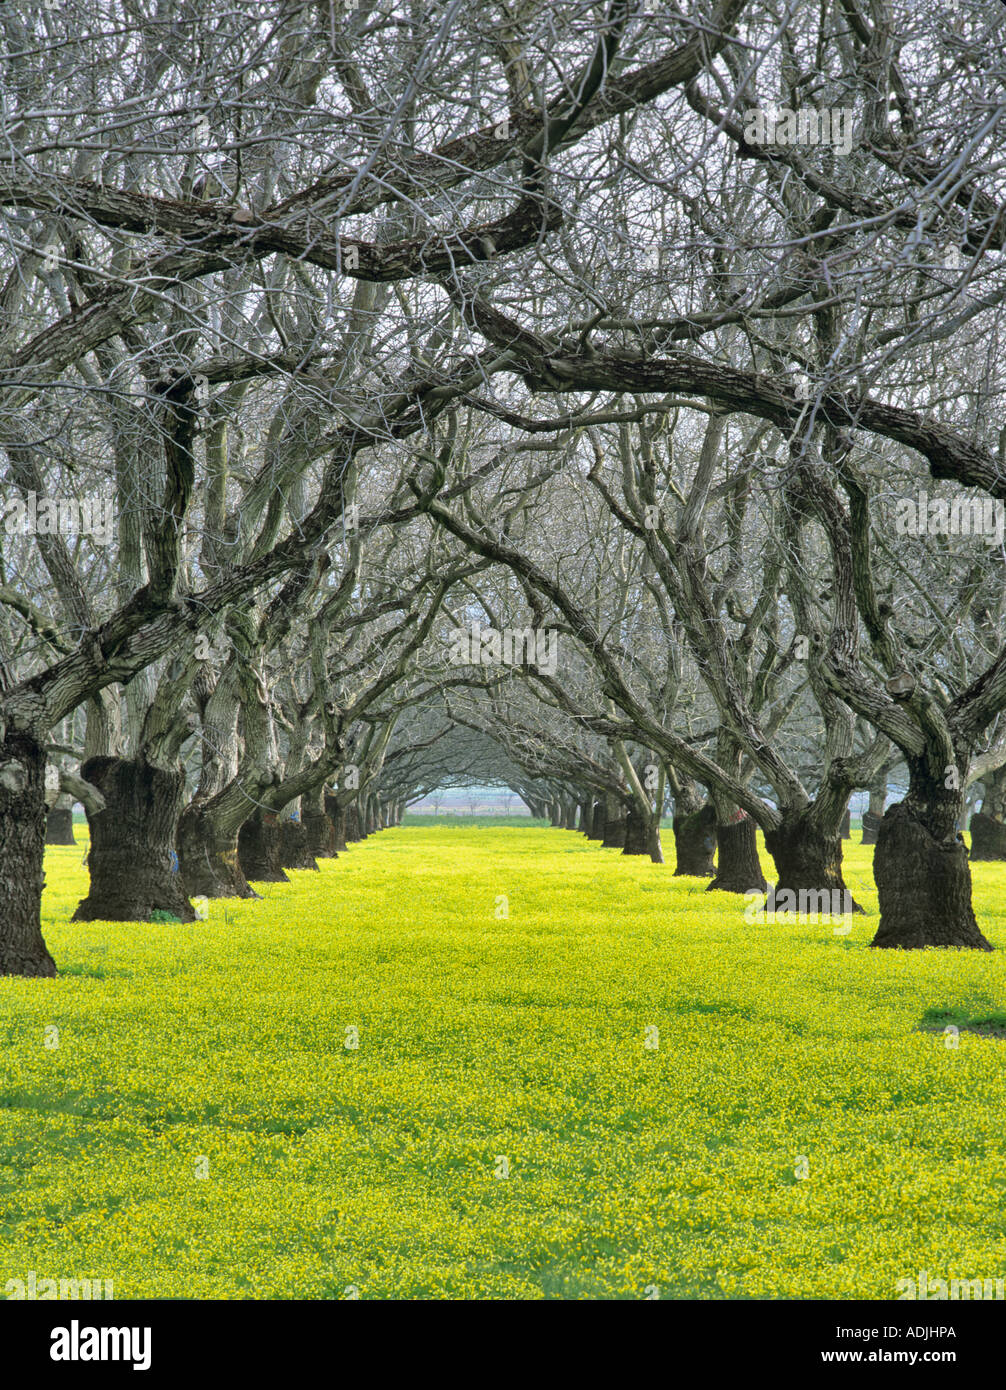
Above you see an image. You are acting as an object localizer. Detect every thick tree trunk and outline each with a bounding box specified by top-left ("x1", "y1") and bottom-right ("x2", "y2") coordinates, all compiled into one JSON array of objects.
[
  {"x1": 326, "y1": 795, "x2": 348, "y2": 852},
  {"x1": 73, "y1": 756, "x2": 194, "y2": 922},
  {"x1": 763, "y1": 807, "x2": 861, "y2": 914},
  {"x1": 345, "y1": 803, "x2": 362, "y2": 842},
  {"x1": 623, "y1": 805, "x2": 664, "y2": 862},
  {"x1": 45, "y1": 805, "x2": 76, "y2": 845},
  {"x1": 302, "y1": 785, "x2": 336, "y2": 858},
  {"x1": 872, "y1": 774, "x2": 991, "y2": 950},
  {"x1": 238, "y1": 808, "x2": 289, "y2": 883},
  {"x1": 707, "y1": 814, "x2": 767, "y2": 894},
  {"x1": 177, "y1": 800, "x2": 258, "y2": 900},
  {"x1": 672, "y1": 802, "x2": 717, "y2": 876},
  {"x1": 861, "y1": 811, "x2": 881, "y2": 845},
  {"x1": 601, "y1": 804, "x2": 627, "y2": 848},
  {"x1": 969, "y1": 765, "x2": 1006, "y2": 861},
  {"x1": 622, "y1": 805, "x2": 648, "y2": 854},
  {"x1": 588, "y1": 800, "x2": 605, "y2": 840},
  {"x1": 969, "y1": 811, "x2": 1006, "y2": 861},
  {"x1": 306, "y1": 810, "x2": 337, "y2": 858},
  {"x1": 841, "y1": 808, "x2": 851, "y2": 839},
  {"x1": 279, "y1": 816, "x2": 320, "y2": 870},
  {"x1": 0, "y1": 731, "x2": 56, "y2": 977}
]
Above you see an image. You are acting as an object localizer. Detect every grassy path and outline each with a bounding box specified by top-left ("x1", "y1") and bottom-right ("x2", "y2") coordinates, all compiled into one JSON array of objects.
[{"x1": 1, "y1": 827, "x2": 1005, "y2": 1298}]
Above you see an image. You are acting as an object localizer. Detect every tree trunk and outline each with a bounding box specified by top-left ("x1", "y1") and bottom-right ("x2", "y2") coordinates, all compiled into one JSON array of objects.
[
  {"x1": 588, "y1": 800, "x2": 605, "y2": 840},
  {"x1": 345, "y1": 803, "x2": 361, "y2": 842},
  {"x1": 622, "y1": 805, "x2": 664, "y2": 862},
  {"x1": 872, "y1": 772, "x2": 991, "y2": 950},
  {"x1": 238, "y1": 808, "x2": 289, "y2": 883},
  {"x1": 969, "y1": 811, "x2": 1006, "y2": 861},
  {"x1": 177, "y1": 799, "x2": 258, "y2": 900},
  {"x1": 306, "y1": 810, "x2": 337, "y2": 858},
  {"x1": 326, "y1": 795, "x2": 348, "y2": 852},
  {"x1": 45, "y1": 805, "x2": 76, "y2": 845},
  {"x1": 672, "y1": 802, "x2": 717, "y2": 876},
  {"x1": 72, "y1": 756, "x2": 194, "y2": 922},
  {"x1": 763, "y1": 807, "x2": 861, "y2": 914},
  {"x1": 601, "y1": 803, "x2": 626, "y2": 848},
  {"x1": 841, "y1": 808, "x2": 851, "y2": 839},
  {"x1": 622, "y1": 805, "x2": 648, "y2": 854},
  {"x1": 969, "y1": 764, "x2": 1006, "y2": 861},
  {"x1": 0, "y1": 731, "x2": 56, "y2": 977},
  {"x1": 861, "y1": 774, "x2": 887, "y2": 844},
  {"x1": 707, "y1": 814, "x2": 767, "y2": 894},
  {"x1": 279, "y1": 816, "x2": 320, "y2": 870}
]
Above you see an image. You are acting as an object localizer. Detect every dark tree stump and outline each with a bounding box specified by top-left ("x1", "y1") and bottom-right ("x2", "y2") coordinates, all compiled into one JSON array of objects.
[
  {"x1": 306, "y1": 810, "x2": 337, "y2": 858},
  {"x1": 968, "y1": 811, "x2": 1006, "y2": 861},
  {"x1": 279, "y1": 818, "x2": 320, "y2": 870},
  {"x1": 0, "y1": 731, "x2": 56, "y2": 976},
  {"x1": 325, "y1": 795, "x2": 348, "y2": 852},
  {"x1": 672, "y1": 803, "x2": 716, "y2": 876},
  {"x1": 178, "y1": 801, "x2": 258, "y2": 900},
  {"x1": 707, "y1": 816, "x2": 767, "y2": 895},
  {"x1": 73, "y1": 756, "x2": 194, "y2": 922},
  {"x1": 764, "y1": 808, "x2": 862, "y2": 914},
  {"x1": 238, "y1": 810, "x2": 289, "y2": 883},
  {"x1": 602, "y1": 813, "x2": 627, "y2": 848},
  {"x1": 45, "y1": 806, "x2": 76, "y2": 845},
  {"x1": 872, "y1": 801, "x2": 991, "y2": 949}
]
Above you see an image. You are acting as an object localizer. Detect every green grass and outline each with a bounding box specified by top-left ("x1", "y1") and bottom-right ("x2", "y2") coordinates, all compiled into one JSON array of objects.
[{"x1": 2, "y1": 825, "x2": 1006, "y2": 1299}]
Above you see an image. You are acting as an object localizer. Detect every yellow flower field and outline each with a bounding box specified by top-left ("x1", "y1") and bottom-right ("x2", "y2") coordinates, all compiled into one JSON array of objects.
[{"x1": 2, "y1": 825, "x2": 1005, "y2": 1300}]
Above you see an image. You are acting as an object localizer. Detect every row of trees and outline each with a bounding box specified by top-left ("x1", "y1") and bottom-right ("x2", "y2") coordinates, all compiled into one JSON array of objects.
[{"x1": 2, "y1": 0, "x2": 1006, "y2": 975}]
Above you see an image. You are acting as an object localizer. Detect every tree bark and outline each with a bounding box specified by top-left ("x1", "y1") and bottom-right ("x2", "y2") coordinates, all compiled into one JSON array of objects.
[
  {"x1": 72, "y1": 755, "x2": 194, "y2": 922},
  {"x1": 601, "y1": 800, "x2": 626, "y2": 847},
  {"x1": 177, "y1": 799, "x2": 258, "y2": 899},
  {"x1": 763, "y1": 807, "x2": 861, "y2": 913},
  {"x1": 238, "y1": 808, "x2": 289, "y2": 882},
  {"x1": 969, "y1": 811, "x2": 1006, "y2": 861},
  {"x1": 326, "y1": 794, "x2": 348, "y2": 852},
  {"x1": 969, "y1": 764, "x2": 1006, "y2": 861},
  {"x1": 45, "y1": 805, "x2": 76, "y2": 845},
  {"x1": 707, "y1": 814, "x2": 767, "y2": 894},
  {"x1": 0, "y1": 731, "x2": 56, "y2": 977},
  {"x1": 672, "y1": 802, "x2": 717, "y2": 876},
  {"x1": 872, "y1": 771, "x2": 992, "y2": 950},
  {"x1": 588, "y1": 800, "x2": 605, "y2": 840},
  {"x1": 861, "y1": 773, "x2": 887, "y2": 844},
  {"x1": 623, "y1": 804, "x2": 664, "y2": 862},
  {"x1": 841, "y1": 808, "x2": 851, "y2": 839},
  {"x1": 279, "y1": 816, "x2": 320, "y2": 870}
]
